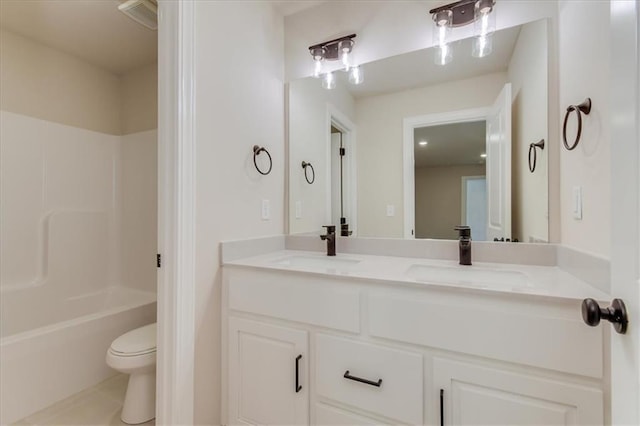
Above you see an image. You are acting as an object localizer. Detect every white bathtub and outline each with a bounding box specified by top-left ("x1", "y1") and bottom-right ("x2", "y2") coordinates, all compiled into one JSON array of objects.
[{"x1": 0, "y1": 286, "x2": 156, "y2": 425}]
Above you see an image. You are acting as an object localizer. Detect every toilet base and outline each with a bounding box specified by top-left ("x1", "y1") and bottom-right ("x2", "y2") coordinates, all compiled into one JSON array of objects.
[{"x1": 121, "y1": 372, "x2": 156, "y2": 424}]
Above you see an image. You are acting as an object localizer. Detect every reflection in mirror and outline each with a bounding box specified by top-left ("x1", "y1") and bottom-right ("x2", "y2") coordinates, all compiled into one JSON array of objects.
[
  {"x1": 413, "y1": 121, "x2": 487, "y2": 241},
  {"x1": 288, "y1": 19, "x2": 549, "y2": 243}
]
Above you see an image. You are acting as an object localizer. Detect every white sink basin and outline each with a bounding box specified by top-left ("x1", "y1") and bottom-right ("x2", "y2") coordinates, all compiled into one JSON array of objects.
[
  {"x1": 271, "y1": 255, "x2": 361, "y2": 271},
  {"x1": 405, "y1": 264, "x2": 530, "y2": 288}
]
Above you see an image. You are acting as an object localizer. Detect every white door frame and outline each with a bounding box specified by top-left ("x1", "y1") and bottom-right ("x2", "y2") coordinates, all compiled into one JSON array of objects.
[
  {"x1": 402, "y1": 107, "x2": 489, "y2": 239},
  {"x1": 157, "y1": 1, "x2": 196, "y2": 424},
  {"x1": 326, "y1": 104, "x2": 358, "y2": 235},
  {"x1": 610, "y1": 1, "x2": 640, "y2": 424}
]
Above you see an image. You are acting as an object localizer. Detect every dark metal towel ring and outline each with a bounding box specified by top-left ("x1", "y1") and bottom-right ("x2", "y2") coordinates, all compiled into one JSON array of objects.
[
  {"x1": 301, "y1": 161, "x2": 315, "y2": 184},
  {"x1": 528, "y1": 139, "x2": 545, "y2": 173},
  {"x1": 563, "y1": 98, "x2": 592, "y2": 151},
  {"x1": 253, "y1": 145, "x2": 272, "y2": 175}
]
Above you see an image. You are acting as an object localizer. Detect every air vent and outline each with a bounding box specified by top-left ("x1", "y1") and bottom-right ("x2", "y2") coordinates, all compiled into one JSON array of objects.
[{"x1": 118, "y1": 0, "x2": 158, "y2": 30}]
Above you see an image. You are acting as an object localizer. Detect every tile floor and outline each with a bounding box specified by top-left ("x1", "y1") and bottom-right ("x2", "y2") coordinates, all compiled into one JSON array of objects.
[{"x1": 13, "y1": 374, "x2": 155, "y2": 426}]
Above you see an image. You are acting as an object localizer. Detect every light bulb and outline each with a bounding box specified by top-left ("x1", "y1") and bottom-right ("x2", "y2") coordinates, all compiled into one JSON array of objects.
[
  {"x1": 341, "y1": 51, "x2": 350, "y2": 70},
  {"x1": 313, "y1": 59, "x2": 323, "y2": 78},
  {"x1": 348, "y1": 65, "x2": 363, "y2": 85},
  {"x1": 474, "y1": 0, "x2": 496, "y2": 57},
  {"x1": 432, "y1": 9, "x2": 453, "y2": 66},
  {"x1": 435, "y1": 43, "x2": 452, "y2": 65},
  {"x1": 322, "y1": 72, "x2": 336, "y2": 90},
  {"x1": 338, "y1": 39, "x2": 354, "y2": 71},
  {"x1": 472, "y1": 33, "x2": 493, "y2": 58}
]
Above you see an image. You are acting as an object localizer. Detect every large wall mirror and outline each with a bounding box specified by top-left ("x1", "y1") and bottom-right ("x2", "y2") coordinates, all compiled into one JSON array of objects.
[{"x1": 288, "y1": 19, "x2": 549, "y2": 243}]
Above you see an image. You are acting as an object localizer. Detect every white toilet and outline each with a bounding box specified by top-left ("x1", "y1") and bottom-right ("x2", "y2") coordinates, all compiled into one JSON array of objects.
[{"x1": 106, "y1": 323, "x2": 157, "y2": 424}]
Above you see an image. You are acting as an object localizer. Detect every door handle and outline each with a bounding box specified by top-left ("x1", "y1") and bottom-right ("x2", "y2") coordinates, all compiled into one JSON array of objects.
[
  {"x1": 295, "y1": 354, "x2": 302, "y2": 393},
  {"x1": 440, "y1": 389, "x2": 444, "y2": 426},
  {"x1": 582, "y1": 298, "x2": 629, "y2": 334}
]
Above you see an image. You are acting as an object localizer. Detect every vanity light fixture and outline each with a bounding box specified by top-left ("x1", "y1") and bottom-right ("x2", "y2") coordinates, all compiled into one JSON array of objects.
[
  {"x1": 429, "y1": 0, "x2": 497, "y2": 65},
  {"x1": 419, "y1": 140, "x2": 429, "y2": 146},
  {"x1": 309, "y1": 34, "x2": 363, "y2": 89},
  {"x1": 480, "y1": 153, "x2": 487, "y2": 158}
]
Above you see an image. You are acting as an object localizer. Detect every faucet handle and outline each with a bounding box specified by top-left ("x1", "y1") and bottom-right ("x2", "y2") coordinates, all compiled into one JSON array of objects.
[
  {"x1": 322, "y1": 225, "x2": 336, "y2": 234},
  {"x1": 454, "y1": 225, "x2": 471, "y2": 238}
]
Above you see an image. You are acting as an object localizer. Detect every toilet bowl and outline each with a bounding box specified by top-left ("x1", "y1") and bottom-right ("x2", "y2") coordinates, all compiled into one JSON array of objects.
[{"x1": 106, "y1": 323, "x2": 156, "y2": 424}]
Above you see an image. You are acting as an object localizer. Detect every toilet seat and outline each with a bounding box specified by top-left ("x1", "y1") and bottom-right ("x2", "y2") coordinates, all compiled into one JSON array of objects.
[{"x1": 109, "y1": 323, "x2": 156, "y2": 357}]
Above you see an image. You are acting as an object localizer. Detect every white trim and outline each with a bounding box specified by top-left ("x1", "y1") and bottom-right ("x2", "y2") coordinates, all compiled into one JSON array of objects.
[
  {"x1": 402, "y1": 107, "x2": 489, "y2": 239},
  {"x1": 156, "y1": 1, "x2": 196, "y2": 424},
  {"x1": 610, "y1": 1, "x2": 640, "y2": 424},
  {"x1": 326, "y1": 104, "x2": 358, "y2": 236}
]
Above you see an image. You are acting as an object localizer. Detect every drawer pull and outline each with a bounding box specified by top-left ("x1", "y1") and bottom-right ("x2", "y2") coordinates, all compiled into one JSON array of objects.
[
  {"x1": 440, "y1": 389, "x2": 444, "y2": 426},
  {"x1": 343, "y1": 370, "x2": 382, "y2": 387},
  {"x1": 295, "y1": 354, "x2": 302, "y2": 393}
]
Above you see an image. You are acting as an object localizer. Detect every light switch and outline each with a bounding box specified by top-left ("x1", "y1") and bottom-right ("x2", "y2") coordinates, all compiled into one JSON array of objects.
[
  {"x1": 295, "y1": 201, "x2": 302, "y2": 219},
  {"x1": 386, "y1": 205, "x2": 395, "y2": 217},
  {"x1": 261, "y1": 199, "x2": 270, "y2": 220},
  {"x1": 572, "y1": 186, "x2": 582, "y2": 220}
]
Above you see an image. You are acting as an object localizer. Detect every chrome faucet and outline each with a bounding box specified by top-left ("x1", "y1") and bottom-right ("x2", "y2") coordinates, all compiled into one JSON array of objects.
[
  {"x1": 454, "y1": 226, "x2": 472, "y2": 265},
  {"x1": 320, "y1": 225, "x2": 336, "y2": 256}
]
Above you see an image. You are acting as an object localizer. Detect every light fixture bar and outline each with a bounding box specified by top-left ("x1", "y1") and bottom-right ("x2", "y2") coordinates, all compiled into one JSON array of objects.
[
  {"x1": 308, "y1": 34, "x2": 357, "y2": 61},
  {"x1": 429, "y1": 0, "x2": 494, "y2": 27}
]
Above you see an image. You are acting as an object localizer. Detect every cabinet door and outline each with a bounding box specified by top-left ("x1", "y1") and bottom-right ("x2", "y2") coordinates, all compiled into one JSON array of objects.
[
  {"x1": 433, "y1": 358, "x2": 603, "y2": 426},
  {"x1": 228, "y1": 317, "x2": 309, "y2": 425}
]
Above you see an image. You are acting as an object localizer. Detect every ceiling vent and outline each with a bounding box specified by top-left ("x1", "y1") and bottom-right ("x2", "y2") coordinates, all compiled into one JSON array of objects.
[{"x1": 118, "y1": 0, "x2": 158, "y2": 30}]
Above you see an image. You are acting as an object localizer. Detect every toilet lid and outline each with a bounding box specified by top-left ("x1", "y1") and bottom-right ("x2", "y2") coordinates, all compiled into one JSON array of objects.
[{"x1": 110, "y1": 323, "x2": 157, "y2": 356}]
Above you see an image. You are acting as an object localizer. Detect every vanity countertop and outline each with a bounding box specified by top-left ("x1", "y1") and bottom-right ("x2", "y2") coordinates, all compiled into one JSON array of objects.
[{"x1": 223, "y1": 249, "x2": 610, "y2": 302}]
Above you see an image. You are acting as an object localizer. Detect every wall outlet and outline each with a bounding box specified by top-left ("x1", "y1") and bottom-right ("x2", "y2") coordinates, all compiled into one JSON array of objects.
[
  {"x1": 295, "y1": 201, "x2": 302, "y2": 219},
  {"x1": 261, "y1": 199, "x2": 270, "y2": 220},
  {"x1": 386, "y1": 205, "x2": 395, "y2": 217},
  {"x1": 572, "y1": 186, "x2": 582, "y2": 220}
]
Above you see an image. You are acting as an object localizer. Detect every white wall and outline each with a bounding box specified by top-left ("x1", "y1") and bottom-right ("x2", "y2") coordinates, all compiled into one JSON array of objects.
[
  {"x1": 415, "y1": 164, "x2": 486, "y2": 240},
  {"x1": 558, "y1": 1, "x2": 610, "y2": 257},
  {"x1": 121, "y1": 63, "x2": 158, "y2": 135},
  {"x1": 288, "y1": 77, "x2": 356, "y2": 234},
  {"x1": 508, "y1": 19, "x2": 549, "y2": 243},
  {"x1": 356, "y1": 72, "x2": 507, "y2": 238},
  {"x1": 0, "y1": 29, "x2": 122, "y2": 135},
  {"x1": 192, "y1": 2, "x2": 284, "y2": 423}
]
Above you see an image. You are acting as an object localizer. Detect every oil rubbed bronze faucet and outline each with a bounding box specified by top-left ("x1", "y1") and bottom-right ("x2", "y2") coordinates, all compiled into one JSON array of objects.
[
  {"x1": 320, "y1": 225, "x2": 336, "y2": 256},
  {"x1": 454, "y1": 225, "x2": 472, "y2": 265}
]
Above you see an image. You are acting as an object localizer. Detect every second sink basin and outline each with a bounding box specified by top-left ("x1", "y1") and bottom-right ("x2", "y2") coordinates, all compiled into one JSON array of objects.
[
  {"x1": 271, "y1": 255, "x2": 361, "y2": 272},
  {"x1": 406, "y1": 263, "x2": 530, "y2": 289}
]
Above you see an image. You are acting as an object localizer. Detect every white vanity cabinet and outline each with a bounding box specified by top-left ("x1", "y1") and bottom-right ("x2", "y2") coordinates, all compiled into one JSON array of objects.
[
  {"x1": 434, "y1": 358, "x2": 604, "y2": 426},
  {"x1": 223, "y1": 266, "x2": 606, "y2": 426},
  {"x1": 227, "y1": 317, "x2": 309, "y2": 425}
]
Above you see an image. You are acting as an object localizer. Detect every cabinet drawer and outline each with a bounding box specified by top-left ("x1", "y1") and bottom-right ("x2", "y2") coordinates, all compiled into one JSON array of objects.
[
  {"x1": 226, "y1": 268, "x2": 360, "y2": 332},
  {"x1": 315, "y1": 403, "x2": 391, "y2": 425},
  {"x1": 315, "y1": 334, "x2": 423, "y2": 425},
  {"x1": 369, "y1": 292, "x2": 603, "y2": 378}
]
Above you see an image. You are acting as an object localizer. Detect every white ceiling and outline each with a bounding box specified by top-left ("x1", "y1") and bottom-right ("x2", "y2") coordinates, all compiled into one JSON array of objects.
[
  {"x1": 0, "y1": 0, "x2": 157, "y2": 75},
  {"x1": 334, "y1": 25, "x2": 521, "y2": 98},
  {"x1": 414, "y1": 121, "x2": 486, "y2": 168},
  {"x1": 272, "y1": 1, "x2": 326, "y2": 16}
]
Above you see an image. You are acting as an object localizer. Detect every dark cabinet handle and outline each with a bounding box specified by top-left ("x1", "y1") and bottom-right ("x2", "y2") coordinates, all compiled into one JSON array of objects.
[
  {"x1": 440, "y1": 389, "x2": 444, "y2": 426},
  {"x1": 343, "y1": 370, "x2": 382, "y2": 387},
  {"x1": 295, "y1": 354, "x2": 302, "y2": 393},
  {"x1": 582, "y1": 298, "x2": 629, "y2": 334}
]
